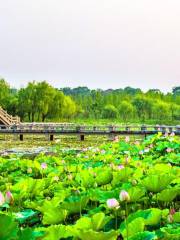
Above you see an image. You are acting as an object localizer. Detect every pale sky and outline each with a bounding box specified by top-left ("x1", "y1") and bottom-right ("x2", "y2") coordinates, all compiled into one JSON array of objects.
[{"x1": 0, "y1": 0, "x2": 180, "y2": 92}]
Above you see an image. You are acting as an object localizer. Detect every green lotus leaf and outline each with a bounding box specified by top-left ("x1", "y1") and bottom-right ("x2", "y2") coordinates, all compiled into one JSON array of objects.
[
  {"x1": 157, "y1": 188, "x2": 178, "y2": 202},
  {"x1": 61, "y1": 194, "x2": 89, "y2": 215},
  {"x1": 37, "y1": 200, "x2": 67, "y2": 225},
  {"x1": 18, "y1": 228, "x2": 45, "y2": 240},
  {"x1": 173, "y1": 212, "x2": 180, "y2": 223},
  {"x1": 128, "y1": 231, "x2": 157, "y2": 240},
  {"x1": 0, "y1": 214, "x2": 18, "y2": 240},
  {"x1": 89, "y1": 188, "x2": 119, "y2": 203},
  {"x1": 143, "y1": 208, "x2": 162, "y2": 226},
  {"x1": 76, "y1": 229, "x2": 118, "y2": 240},
  {"x1": 96, "y1": 169, "x2": 113, "y2": 186},
  {"x1": 75, "y1": 217, "x2": 92, "y2": 230},
  {"x1": 142, "y1": 174, "x2": 174, "y2": 193},
  {"x1": 92, "y1": 212, "x2": 112, "y2": 231},
  {"x1": 14, "y1": 209, "x2": 39, "y2": 224},
  {"x1": 75, "y1": 171, "x2": 95, "y2": 188},
  {"x1": 112, "y1": 168, "x2": 133, "y2": 186},
  {"x1": 126, "y1": 208, "x2": 162, "y2": 226},
  {"x1": 36, "y1": 224, "x2": 73, "y2": 240},
  {"x1": 128, "y1": 186, "x2": 146, "y2": 202},
  {"x1": 160, "y1": 225, "x2": 180, "y2": 240},
  {"x1": 119, "y1": 217, "x2": 145, "y2": 239}
]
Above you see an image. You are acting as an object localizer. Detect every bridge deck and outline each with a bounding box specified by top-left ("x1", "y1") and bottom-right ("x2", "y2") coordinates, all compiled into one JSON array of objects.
[{"x1": 0, "y1": 124, "x2": 179, "y2": 135}]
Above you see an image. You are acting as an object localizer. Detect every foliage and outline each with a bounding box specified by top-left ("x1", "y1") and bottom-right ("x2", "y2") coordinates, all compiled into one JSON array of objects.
[{"x1": 0, "y1": 134, "x2": 179, "y2": 239}]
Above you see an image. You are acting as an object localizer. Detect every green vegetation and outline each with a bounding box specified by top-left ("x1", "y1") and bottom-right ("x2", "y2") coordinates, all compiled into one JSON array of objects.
[
  {"x1": 0, "y1": 133, "x2": 179, "y2": 239},
  {"x1": 0, "y1": 78, "x2": 180, "y2": 124}
]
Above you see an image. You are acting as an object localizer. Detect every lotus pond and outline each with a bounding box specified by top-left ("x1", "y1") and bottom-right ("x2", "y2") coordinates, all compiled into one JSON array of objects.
[{"x1": 0, "y1": 133, "x2": 179, "y2": 240}]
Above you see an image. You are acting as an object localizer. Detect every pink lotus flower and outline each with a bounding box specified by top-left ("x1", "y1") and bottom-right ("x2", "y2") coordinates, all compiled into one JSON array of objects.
[
  {"x1": 107, "y1": 198, "x2": 119, "y2": 209},
  {"x1": 170, "y1": 132, "x2": 175, "y2": 137},
  {"x1": 114, "y1": 136, "x2": 119, "y2": 142},
  {"x1": 125, "y1": 136, "x2": 130, "y2": 142},
  {"x1": 0, "y1": 192, "x2": 5, "y2": 206},
  {"x1": 166, "y1": 148, "x2": 172, "y2": 153},
  {"x1": 41, "y1": 162, "x2": 47, "y2": 170},
  {"x1": 5, "y1": 191, "x2": 14, "y2": 205},
  {"x1": 119, "y1": 190, "x2": 130, "y2": 202},
  {"x1": 170, "y1": 208, "x2": 176, "y2": 215},
  {"x1": 117, "y1": 165, "x2": 124, "y2": 170}
]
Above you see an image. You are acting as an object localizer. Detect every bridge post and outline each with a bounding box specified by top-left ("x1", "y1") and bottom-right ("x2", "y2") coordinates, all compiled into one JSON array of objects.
[
  {"x1": 141, "y1": 125, "x2": 147, "y2": 139},
  {"x1": 49, "y1": 134, "x2": 54, "y2": 141},
  {"x1": 108, "y1": 125, "x2": 116, "y2": 141},
  {"x1": 176, "y1": 125, "x2": 180, "y2": 135},
  {"x1": 20, "y1": 134, "x2": 23, "y2": 141},
  {"x1": 76, "y1": 126, "x2": 85, "y2": 141}
]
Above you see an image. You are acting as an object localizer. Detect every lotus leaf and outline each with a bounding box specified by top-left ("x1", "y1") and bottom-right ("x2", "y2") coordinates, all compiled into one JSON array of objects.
[
  {"x1": 75, "y1": 229, "x2": 118, "y2": 240},
  {"x1": 119, "y1": 217, "x2": 145, "y2": 239},
  {"x1": 0, "y1": 214, "x2": 18, "y2": 240},
  {"x1": 157, "y1": 188, "x2": 178, "y2": 202},
  {"x1": 96, "y1": 170, "x2": 113, "y2": 186},
  {"x1": 128, "y1": 186, "x2": 146, "y2": 202},
  {"x1": 173, "y1": 212, "x2": 180, "y2": 223},
  {"x1": 128, "y1": 231, "x2": 157, "y2": 240},
  {"x1": 61, "y1": 194, "x2": 89, "y2": 214},
  {"x1": 142, "y1": 174, "x2": 174, "y2": 193}
]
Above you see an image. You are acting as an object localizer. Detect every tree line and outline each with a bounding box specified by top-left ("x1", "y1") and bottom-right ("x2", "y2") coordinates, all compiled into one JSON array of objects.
[{"x1": 0, "y1": 78, "x2": 180, "y2": 124}]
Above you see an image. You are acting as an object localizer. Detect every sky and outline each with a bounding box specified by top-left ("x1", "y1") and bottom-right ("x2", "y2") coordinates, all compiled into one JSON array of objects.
[{"x1": 0, "y1": 0, "x2": 180, "y2": 92}]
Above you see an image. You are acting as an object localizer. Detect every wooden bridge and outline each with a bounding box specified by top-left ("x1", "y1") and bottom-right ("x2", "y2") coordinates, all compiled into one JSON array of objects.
[
  {"x1": 0, "y1": 122, "x2": 179, "y2": 141},
  {"x1": 0, "y1": 107, "x2": 20, "y2": 126}
]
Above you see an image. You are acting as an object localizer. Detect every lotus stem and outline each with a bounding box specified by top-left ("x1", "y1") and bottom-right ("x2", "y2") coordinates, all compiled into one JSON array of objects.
[{"x1": 125, "y1": 202, "x2": 129, "y2": 240}]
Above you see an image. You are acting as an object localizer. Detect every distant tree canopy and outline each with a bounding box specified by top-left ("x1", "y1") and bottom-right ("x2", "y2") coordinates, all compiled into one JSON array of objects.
[{"x1": 0, "y1": 78, "x2": 180, "y2": 123}]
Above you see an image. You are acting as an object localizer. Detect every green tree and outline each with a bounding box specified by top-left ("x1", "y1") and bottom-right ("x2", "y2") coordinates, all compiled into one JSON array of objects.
[
  {"x1": 102, "y1": 104, "x2": 118, "y2": 119},
  {"x1": 118, "y1": 101, "x2": 134, "y2": 121}
]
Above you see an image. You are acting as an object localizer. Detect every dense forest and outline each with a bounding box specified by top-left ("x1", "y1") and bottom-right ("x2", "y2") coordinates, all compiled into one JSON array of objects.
[{"x1": 0, "y1": 78, "x2": 180, "y2": 124}]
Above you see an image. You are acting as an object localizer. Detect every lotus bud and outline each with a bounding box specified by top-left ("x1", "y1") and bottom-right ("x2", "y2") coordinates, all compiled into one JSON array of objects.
[
  {"x1": 0, "y1": 192, "x2": 5, "y2": 206},
  {"x1": 167, "y1": 214, "x2": 174, "y2": 223},
  {"x1": 5, "y1": 191, "x2": 14, "y2": 205},
  {"x1": 119, "y1": 190, "x2": 130, "y2": 202},
  {"x1": 124, "y1": 156, "x2": 130, "y2": 165},
  {"x1": 132, "y1": 179, "x2": 137, "y2": 186},
  {"x1": 125, "y1": 136, "x2": 130, "y2": 143},
  {"x1": 67, "y1": 174, "x2": 73, "y2": 180},
  {"x1": 107, "y1": 198, "x2": 119, "y2": 209},
  {"x1": 27, "y1": 167, "x2": 32, "y2": 174},
  {"x1": 149, "y1": 192, "x2": 153, "y2": 197},
  {"x1": 53, "y1": 176, "x2": 59, "y2": 182},
  {"x1": 61, "y1": 160, "x2": 65, "y2": 164}
]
